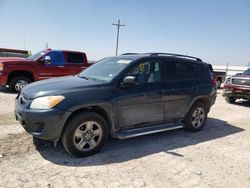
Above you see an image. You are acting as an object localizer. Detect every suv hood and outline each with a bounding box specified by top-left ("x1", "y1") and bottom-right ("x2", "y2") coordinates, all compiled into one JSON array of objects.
[
  {"x1": 22, "y1": 76, "x2": 104, "y2": 99},
  {"x1": 0, "y1": 57, "x2": 33, "y2": 63}
]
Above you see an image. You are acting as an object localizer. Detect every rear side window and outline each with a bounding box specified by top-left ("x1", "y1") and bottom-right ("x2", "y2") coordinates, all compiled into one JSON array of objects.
[
  {"x1": 66, "y1": 53, "x2": 83, "y2": 64},
  {"x1": 165, "y1": 61, "x2": 193, "y2": 81},
  {"x1": 192, "y1": 63, "x2": 205, "y2": 78}
]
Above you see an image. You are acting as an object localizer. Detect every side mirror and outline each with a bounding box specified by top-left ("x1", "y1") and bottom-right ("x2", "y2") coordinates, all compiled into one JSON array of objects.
[
  {"x1": 123, "y1": 76, "x2": 136, "y2": 84},
  {"x1": 43, "y1": 56, "x2": 51, "y2": 64}
]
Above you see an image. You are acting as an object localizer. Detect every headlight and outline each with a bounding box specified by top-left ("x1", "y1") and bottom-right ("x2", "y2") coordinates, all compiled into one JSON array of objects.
[
  {"x1": 30, "y1": 96, "x2": 65, "y2": 109},
  {"x1": 0, "y1": 63, "x2": 3, "y2": 71}
]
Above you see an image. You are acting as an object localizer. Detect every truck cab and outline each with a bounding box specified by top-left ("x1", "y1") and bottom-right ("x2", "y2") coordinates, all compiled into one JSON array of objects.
[{"x1": 0, "y1": 49, "x2": 89, "y2": 92}]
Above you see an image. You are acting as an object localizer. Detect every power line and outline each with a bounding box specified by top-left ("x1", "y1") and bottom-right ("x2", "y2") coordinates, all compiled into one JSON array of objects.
[{"x1": 112, "y1": 19, "x2": 125, "y2": 56}]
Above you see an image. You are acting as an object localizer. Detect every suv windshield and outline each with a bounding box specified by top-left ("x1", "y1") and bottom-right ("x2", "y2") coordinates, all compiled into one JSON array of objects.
[
  {"x1": 78, "y1": 57, "x2": 133, "y2": 82},
  {"x1": 27, "y1": 50, "x2": 47, "y2": 61}
]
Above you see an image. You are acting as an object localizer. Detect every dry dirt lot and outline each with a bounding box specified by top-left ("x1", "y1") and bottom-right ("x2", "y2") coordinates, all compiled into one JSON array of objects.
[{"x1": 0, "y1": 86, "x2": 250, "y2": 188}]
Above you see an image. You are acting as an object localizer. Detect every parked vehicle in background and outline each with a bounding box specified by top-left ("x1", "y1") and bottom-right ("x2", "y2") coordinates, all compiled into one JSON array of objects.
[
  {"x1": 0, "y1": 48, "x2": 29, "y2": 58},
  {"x1": 223, "y1": 68, "x2": 250, "y2": 103},
  {"x1": 0, "y1": 49, "x2": 89, "y2": 92},
  {"x1": 212, "y1": 71, "x2": 226, "y2": 88},
  {"x1": 207, "y1": 65, "x2": 225, "y2": 88},
  {"x1": 15, "y1": 53, "x2": 217, "y2": 157}
]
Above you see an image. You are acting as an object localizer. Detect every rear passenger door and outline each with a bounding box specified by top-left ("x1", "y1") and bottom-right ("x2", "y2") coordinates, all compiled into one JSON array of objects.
[
  {"x1": 64, "y1": 52, "x2": 86, "y2": 75},
  {"x1": 162, "y1": 60, "x2": 197, "y2": 122}
]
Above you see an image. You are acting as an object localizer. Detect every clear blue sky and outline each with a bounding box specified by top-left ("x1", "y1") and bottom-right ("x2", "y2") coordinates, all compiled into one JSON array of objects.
[{"x1": 0, "y1": 0, "x2": 249, "y2": 65}]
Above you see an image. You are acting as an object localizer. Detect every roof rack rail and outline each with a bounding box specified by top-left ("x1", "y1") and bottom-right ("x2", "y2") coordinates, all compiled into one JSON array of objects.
[
  {"x1": 146, "y1": 53, "x2": 202, "y2": 62},
  {"x1": 121, "y1": 53, "x2": 141, "y2": 55},
  {"x1": 121, "y1": 52, "x2": 202, "y2": 62}
]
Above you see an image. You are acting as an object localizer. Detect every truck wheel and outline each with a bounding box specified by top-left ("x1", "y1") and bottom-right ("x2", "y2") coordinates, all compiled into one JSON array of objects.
[
  {"x1": 62, "y1": 112, "x2": 109, "y2": 157},
  {"x1": 216, "y1": 80, "x2": 221, "y2": 88},
  {"x1": 184, "y1": 102, "x2": 208, "y2": 132},
  {"x1": 9, "y1": 76, "x2": 31, "y2": 92},
  {"x1": 225, "y1": 97, "x2": 236, "y2": 103}
]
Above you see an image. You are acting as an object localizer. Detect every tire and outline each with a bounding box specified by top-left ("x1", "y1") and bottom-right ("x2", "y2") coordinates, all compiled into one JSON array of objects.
[
  {"x1": 225, "y1": 97, "x2": 236, "y2": 103},
  {"x1": 216, "y1": 80, "x2": 221, "y2": 89},
  {"x1": 184, "y1": 102, "x2": 208, "y2": 132},
  {"x1": 9, "y1": 76, "x2": 31, "y2": 92},
  {"x1": 62, "y1": 112, "x2": 109, "y2": 157}
]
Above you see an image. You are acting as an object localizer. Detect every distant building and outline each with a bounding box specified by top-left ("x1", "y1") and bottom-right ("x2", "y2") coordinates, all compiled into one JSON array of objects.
[
  {"x1": 213, "y1": 65, "x2": 248, "y2": 77},
  {"x1": 0, "y1": 48, "x2": 29, "y2": 58}
]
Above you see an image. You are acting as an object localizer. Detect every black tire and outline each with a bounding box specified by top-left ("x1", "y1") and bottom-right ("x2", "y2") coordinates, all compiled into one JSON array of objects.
[
  {"x1": 216, "y1": 80, "x2": 221, "y2": 89},
  {"x1": 225, "y1": 97, "x2": 236, "y2": 104},
  {"x1": 62, "y1": 112, "x2": 109, "y2": 157},
  {"x1": 184, "y1": 102, "x2": 208, "y2": 132},
  {"x1": 9, "y1": 76, "x2": 31, "y2": 92}
]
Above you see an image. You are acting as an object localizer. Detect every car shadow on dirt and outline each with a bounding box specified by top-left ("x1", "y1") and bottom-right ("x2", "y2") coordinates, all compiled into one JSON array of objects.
[
  {"x1": 232, "y1": 100, "x2": 250, "y2": 108},
  {"x1": 0, "y1": 86, "x2": 16, "y2": 94},
  {"x1": 34, "y1": 117, "x2": 244, "y2": 166}
]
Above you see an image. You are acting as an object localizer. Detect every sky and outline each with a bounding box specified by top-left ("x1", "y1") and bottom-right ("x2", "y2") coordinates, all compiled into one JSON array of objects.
[{"x1": 0, "y1": 0, "x2": 249, "y2": 65}]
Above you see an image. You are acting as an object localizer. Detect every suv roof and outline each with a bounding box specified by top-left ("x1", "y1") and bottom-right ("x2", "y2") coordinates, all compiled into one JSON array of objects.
[{"x1": 120, "y1": 52, "x2": 203, "y2": 62}]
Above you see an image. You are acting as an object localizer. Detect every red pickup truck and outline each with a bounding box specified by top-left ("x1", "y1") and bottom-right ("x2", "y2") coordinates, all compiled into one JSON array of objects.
[{"x1": 0, "y1": 49, "x2": 90, "y2": 92}]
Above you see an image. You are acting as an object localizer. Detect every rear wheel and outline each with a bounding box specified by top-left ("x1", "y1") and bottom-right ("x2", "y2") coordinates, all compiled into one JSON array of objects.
[
  {"x1": 184, "y1": 102, "x2": 208, "y2": 131},
  {"x1": 225, "y1": 97, "x2": 236, "y2": 103},
  {"x1": 9, "y1": 76, "x2": 31, "y2": 92},
  {"x1": 62, "y1": 112, "x2": 108, "y2": 157}
]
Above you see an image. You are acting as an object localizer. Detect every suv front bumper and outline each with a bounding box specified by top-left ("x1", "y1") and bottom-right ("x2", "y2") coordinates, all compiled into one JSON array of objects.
[{"x1": 15, "y1": 97, "x2": 71, "y2": 141}]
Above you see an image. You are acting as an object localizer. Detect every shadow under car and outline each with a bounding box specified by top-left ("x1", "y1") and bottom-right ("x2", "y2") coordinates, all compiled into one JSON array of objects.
[{"x1": 33, "y1": 117, "x2": 244, "y2": 166}]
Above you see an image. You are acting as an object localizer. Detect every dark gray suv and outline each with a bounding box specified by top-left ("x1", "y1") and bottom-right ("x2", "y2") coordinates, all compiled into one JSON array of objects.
[{"x1": 15, "y1": 53, "x2": 217, "y2": 157}]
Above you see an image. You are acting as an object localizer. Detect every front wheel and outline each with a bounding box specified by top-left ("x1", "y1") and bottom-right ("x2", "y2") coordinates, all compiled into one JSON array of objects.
[
  {"x1": 9, "y1": 76, "x2": 31, "y2": 92},
  {"x1": 184, "y1": 103, "x2": 208, "y2": 131},
  {"x1": 62, "y1": 112, "x2": 109, "y2": 157},
  {"x1": 225, "y1": 97, "x2": 236, "y2": 103}
]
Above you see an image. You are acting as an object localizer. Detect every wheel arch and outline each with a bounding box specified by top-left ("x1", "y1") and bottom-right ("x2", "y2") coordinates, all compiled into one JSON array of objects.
[
  {"x1": 7, "y1": 70, "x2": 34, "y2": 84},
  {"x1": 60, "y1": 105, "x2": 115, "y2": 139},
  {"x1": 186, "y1": 96, "x2": 211, "y2": 116},
  {"x1": 216, "y1": 76, "x2": 222, "y2": 82}
]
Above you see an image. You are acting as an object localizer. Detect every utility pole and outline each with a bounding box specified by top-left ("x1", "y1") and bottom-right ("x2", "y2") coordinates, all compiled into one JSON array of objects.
[
  {"x1": 112, "y1": 19, "x2": 125, "y2": 56},
  {"x1": 45, "y1": 42, "x2": 49, "y2": 49}
]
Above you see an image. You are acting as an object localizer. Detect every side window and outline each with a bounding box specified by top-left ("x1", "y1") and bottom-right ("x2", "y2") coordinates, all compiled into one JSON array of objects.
[
  {"x1": 45, "y1": 51, "x2": 64, "y2": 66},
  {"x1": 66, "y1": 53, "x2": 83, "y2": 64},
  {"x1": 129, "y1": 61, "x2": 162, "y2": 84},
  {"x1": 192, "y1": 63, "x2": 205, "y2": 78},
  {"x1": 166, "y1": 61, "x2": 193, "y2": 81}
]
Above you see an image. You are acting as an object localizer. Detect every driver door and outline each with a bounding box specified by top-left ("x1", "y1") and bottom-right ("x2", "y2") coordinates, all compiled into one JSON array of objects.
[
  {"x1": 117, "y1": 59, "x2": 165, "y2": 128},
  {"x1": 36, "y1": 51, "x2": 66, "y2": 80}
]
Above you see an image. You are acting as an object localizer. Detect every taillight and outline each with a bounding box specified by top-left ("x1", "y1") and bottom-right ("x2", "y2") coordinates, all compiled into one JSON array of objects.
[
  {"x1": 210, "y1": 73, "x2": 217, "y2": 87},
  {"x1": 0, "y1": 63, "x2": 3, "y2": 71}
]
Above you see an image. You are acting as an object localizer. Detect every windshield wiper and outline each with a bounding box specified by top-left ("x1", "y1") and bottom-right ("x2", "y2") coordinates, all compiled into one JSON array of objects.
[{"x1": 78, "y1": 74, "x2": 89, "y2": 80}]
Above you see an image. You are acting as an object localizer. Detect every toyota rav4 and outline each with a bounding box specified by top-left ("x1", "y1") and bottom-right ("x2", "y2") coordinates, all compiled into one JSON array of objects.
[{"x1": 15, "y1": 53, "x2": 217, "y2": 157}]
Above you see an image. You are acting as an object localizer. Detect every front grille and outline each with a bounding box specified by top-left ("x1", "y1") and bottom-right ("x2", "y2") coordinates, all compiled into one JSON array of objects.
[{"x1": 232, "y1": 78, "x2": 250, "y2": 87}]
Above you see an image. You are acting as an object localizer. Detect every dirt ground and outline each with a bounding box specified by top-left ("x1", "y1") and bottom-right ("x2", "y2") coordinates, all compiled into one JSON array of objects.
[{"x1": 0, "y1": 86, "x2": 250, "y2": 188}]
